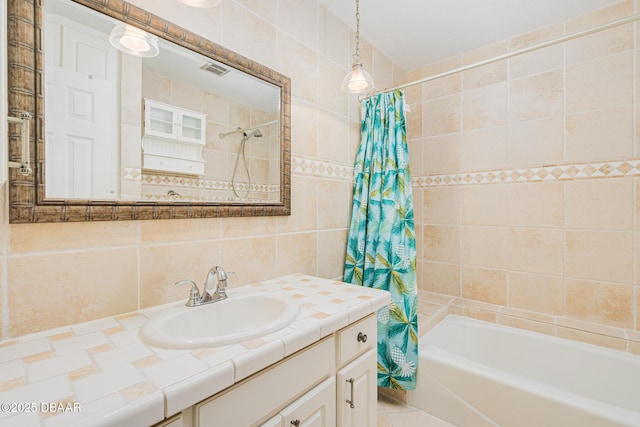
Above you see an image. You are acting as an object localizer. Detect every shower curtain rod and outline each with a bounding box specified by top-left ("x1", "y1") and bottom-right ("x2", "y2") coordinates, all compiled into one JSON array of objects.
[
  {"x1": 362, "y1": 12, "x2": 640, "y2": 101},
  {"x1": 219, "y1": 120, "x2": 278, "y2": 138}
]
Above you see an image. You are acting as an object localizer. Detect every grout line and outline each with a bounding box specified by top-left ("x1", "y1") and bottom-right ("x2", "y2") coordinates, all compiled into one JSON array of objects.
[
  {"x1": 8, "y1": 243, "x2": 141, "y2": 258},
  {"x1": 458, "y1": 187, "x2": 463, "y2": 298},
  {"x1": 505, "y1": 53, "x2": 512, "y2": 308},
  {"x1": 562, "y1": 181, "x2": 568, "y2": 324},
  {"x1": 458, "y1": 71, "x2": 464, "y2": 299},
  {"x1": 561, "y1": 20, "x2": 568, "y2": 334}
]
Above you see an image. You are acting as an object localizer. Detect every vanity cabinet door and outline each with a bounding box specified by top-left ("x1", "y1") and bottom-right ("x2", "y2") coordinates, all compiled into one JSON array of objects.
[
  {"x1": 260, "y1": 377, "x2": 336, "y2": 427},
  {"x1": 279, "y1": 377, "x2": 336, "y2": 427},
  {"x1": 261, "y1": 415, "x2": 284, "y2": 427},
  {"x1": 152, "y1": 414, "x2": 183, "y2": 427},
  {"x1": 336, "y1": 349, "x2": 376, "y2": 427}
]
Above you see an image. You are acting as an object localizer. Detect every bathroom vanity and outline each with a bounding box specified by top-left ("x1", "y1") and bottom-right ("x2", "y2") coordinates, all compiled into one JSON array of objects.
[
  {"x1": 183, "y1": 314, "x2": 377, "y2": 427},
  {"x1": 0, "y1": 275, "x2": 389, "y2": 427}
]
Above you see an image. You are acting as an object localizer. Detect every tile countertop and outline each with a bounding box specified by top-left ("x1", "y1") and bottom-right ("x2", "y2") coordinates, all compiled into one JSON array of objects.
[{"x1": 0, "y1": 274, "x2": 390, "y2": 427}]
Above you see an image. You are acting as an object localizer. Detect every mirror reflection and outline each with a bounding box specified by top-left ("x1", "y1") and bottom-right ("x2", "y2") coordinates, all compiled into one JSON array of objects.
[{"x1": 43, "y1": 0, "x2": 281, "y2": 203}]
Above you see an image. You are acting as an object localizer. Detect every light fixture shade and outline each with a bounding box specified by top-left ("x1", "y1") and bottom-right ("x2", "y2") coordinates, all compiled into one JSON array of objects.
[
  {"x1": 177, "y1": 0, "x2": 222, "y2": 7},
  {"x1": 341, "y1": 63, "x2": 375, "y2": 94},
  {"x1": 109, "y1": 24, "x2": 159, "y2": 58}
]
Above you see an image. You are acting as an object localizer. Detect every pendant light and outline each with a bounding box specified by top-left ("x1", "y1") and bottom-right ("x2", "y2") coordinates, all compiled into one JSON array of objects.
[
  {"x1": 176, "y1": 0, "x2": 222, "y2": 7},
  {"x1": 341, "y1": 0, "x2": 375, "y2": 94}
]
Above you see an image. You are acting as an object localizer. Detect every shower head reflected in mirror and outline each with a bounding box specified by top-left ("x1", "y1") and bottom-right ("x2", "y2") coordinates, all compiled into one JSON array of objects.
[{"x1": 243, "y1": 129, "x2": 263, "y2": 140}]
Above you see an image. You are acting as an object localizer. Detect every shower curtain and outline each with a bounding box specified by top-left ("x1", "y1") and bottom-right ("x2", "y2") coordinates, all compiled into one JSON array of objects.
[{"x1": 344, "y1": 89, "x2": 418, "y2": 390}]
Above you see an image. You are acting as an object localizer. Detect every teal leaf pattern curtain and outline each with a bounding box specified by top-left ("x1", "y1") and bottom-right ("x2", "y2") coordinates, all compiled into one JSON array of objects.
[{"x1": 344, "y1": 90, "x2": 418, "y2": 390}]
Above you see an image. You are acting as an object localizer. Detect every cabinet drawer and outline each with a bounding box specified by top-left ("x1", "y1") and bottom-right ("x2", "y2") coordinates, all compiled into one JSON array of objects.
[
  {"x1": 195, "y1": 336, "x2": 335, "y2": 427},
  {"x1": 337, "y1": 314, "x2": 376, "y2": 366}
]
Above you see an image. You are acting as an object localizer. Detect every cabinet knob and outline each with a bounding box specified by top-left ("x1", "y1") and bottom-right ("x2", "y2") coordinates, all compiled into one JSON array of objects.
[
  {"x1": 357, "y1": 332, "x2": 367, "y2": 343},
  {"x1": 290, "y1": 420, "x2": 300, "y2": 426}
]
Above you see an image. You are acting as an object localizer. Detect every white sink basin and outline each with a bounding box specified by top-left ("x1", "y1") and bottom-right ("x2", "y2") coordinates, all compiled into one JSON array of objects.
[{"x1": 140, "y1": 293, "x2": 301, "y2": 349}]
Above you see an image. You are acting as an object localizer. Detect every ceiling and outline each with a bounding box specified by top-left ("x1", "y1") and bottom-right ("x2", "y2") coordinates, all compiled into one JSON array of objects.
[{"x1": 322, "y1": 0, "x2": 624, "y2": 71}]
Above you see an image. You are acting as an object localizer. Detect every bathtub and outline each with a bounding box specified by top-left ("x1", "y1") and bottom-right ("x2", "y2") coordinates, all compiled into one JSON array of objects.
[{"x1": 409, "y1": 315, "x2": 640, "y2": 427}]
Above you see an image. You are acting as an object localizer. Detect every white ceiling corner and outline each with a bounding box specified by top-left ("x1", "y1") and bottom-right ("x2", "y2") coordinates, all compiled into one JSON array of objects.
[{"x1": 323, "y1": 0, "x2": 625, "y2": 71}]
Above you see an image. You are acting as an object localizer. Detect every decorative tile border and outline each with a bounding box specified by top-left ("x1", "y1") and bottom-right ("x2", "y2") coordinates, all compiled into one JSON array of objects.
[
  {"x1": 292, "y1": 155, "x2": 354, "y2": 181},
  {"x1": 121, "y1": 169, "x2": 280, "y2": 202},
  {"x1": 413, "y1": 159, "x2": 640, "y2": 187},
  {"x1": 140, "y1": 194, "x2": 276, "y2": 203},
  {"x1": 126, "y1": 157, "x2": 354, "y2": 191},
  {"x1": 127, "y1": 157, "x2": 640, "y2": 190},
  {"x1": 121, "y1": 168, "x2": 142, "y2": 181},
  {"x1": 141, "y1": 174, "x2": 280, "y2": 193},
  {"x1": 290, "y1": 157, "x2": 640, "y2": 186}
]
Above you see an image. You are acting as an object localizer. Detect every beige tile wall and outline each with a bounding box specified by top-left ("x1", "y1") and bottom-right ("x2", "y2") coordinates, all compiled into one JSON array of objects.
[
  {"x1": 411, "y1": 0, "x2": 640, "y2": 351},
  {"x1": 0, "y1": 1, "x2": 403, "y2": 338}
]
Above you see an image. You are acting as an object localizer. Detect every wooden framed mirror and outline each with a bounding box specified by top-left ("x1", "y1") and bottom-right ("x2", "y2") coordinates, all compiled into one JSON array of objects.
[{"x1": 7, "y1": 0, "x2": 291, "y2": 223}]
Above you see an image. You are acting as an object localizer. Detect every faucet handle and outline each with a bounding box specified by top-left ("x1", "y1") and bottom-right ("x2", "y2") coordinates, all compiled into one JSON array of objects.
[
  {"x1": 214, "y1": 267, "x2": 235, "y2": 300},
  {"x1": 175, "y1": 280, "x2": 201, "y2": 307},
  {"x1": 215, "y1": 266, "x2": 228, "y2": 281},
  {"x1": 214, "y1": 266, "x2": 235, "y2": 289}
]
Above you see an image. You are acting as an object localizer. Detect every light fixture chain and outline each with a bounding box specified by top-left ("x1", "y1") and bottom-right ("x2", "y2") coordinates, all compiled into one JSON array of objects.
[
  {"x1": 343, "y1": 0, "x2": 374, "y2": 93},
  {"x1": 354, "y1": 0, "x2": 361, "y2": 63}
]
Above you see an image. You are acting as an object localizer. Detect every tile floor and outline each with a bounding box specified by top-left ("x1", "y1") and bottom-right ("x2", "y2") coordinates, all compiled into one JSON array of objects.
[{"x1": 377, "y1": 393, "x2": 456, "y2": 427}]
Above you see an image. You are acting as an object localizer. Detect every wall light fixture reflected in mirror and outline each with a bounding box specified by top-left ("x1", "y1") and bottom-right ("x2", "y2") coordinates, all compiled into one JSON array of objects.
[
  {"x1": 109, "y1": 23, "x2": 159, "y2": 57},
  {"x1": 176, "y1": 0, "x2": 222, "y2": 7}
]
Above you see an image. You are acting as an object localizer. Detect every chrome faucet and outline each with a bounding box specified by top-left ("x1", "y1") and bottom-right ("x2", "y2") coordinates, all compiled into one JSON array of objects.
[{"x1": 175, "y1": 266, "x2": 230, "y2": 307}]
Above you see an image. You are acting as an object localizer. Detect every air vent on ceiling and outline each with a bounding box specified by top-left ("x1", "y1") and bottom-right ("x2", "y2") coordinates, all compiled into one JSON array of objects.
[{"x1": 200, "y1": 62, "x2": 230, "y2": 77}]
